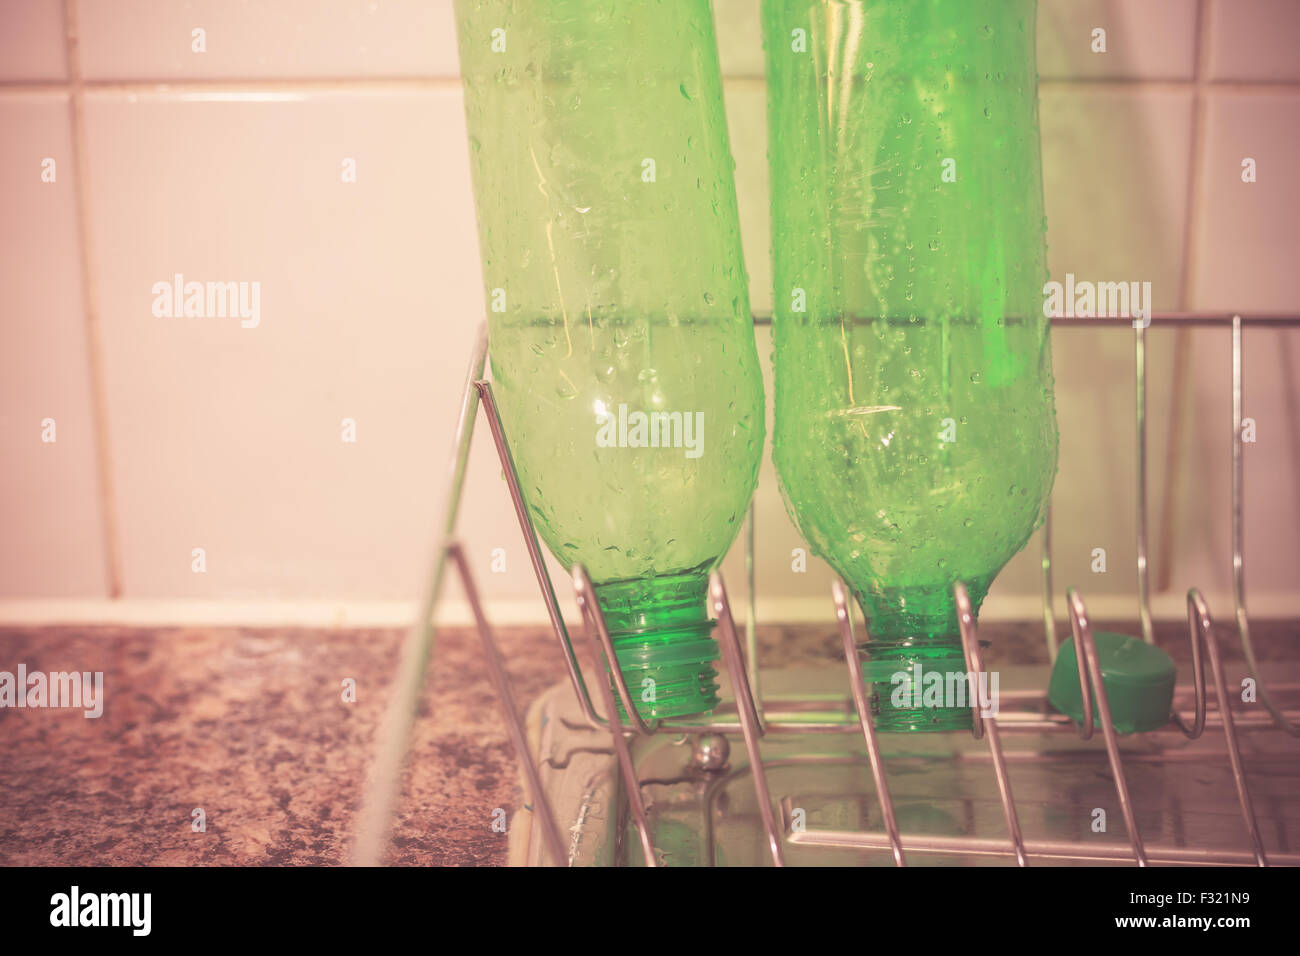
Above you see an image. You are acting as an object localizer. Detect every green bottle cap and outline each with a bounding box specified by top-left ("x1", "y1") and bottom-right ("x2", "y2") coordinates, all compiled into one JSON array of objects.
[{"x1": 1048, "y1": 631, "x2": 1177, "y2": 734}]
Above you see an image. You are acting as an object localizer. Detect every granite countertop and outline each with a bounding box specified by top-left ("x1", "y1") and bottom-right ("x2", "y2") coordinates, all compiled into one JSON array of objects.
[{"x1": 1, "y1": 619, "x2": 1294, "y2": 866}]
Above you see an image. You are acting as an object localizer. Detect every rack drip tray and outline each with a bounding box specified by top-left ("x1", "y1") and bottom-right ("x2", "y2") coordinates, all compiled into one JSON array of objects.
[{"x1": 508, "y1": 664, "x2": 1300, "y2": 866}]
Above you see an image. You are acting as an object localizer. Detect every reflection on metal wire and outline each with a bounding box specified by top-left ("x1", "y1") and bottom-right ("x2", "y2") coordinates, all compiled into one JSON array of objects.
[
  {"x1": 449, "y1": 542, "x2": 568, "y2": 866},
  {"x1": 572, "y1": 565, "x2": 659, "y2": 866},
  {"x1": 711, "y1": 573, "x2": 784, "y2": 866},
  {"x1": 832, "y1": 580, "x2": 906, "y2": 866},
  {"x1": 1231, "y1": 315, "x2": 1299, "y2": 738},
  {"x1": 957, "y1": 582, "x2": 1028, "y2": 867},
  {"x1": 1187, "y1": 589, "x2": 1268, "y2": 865},
  {"x1": 1068, "y1": 588, "x2": 1147, "y2": 866},
  {"x1": 1135, "y1": 322, "x2": 1155, "y2": 645}
]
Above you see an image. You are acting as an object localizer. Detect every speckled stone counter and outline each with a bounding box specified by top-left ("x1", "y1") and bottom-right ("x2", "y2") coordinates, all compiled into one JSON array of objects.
[
  {"x1": 1, "y1": 619, "x2": 1293, "y2": 865},
  {"x1": 0, "y1": 625, "x2": 569, "y2": 866}
]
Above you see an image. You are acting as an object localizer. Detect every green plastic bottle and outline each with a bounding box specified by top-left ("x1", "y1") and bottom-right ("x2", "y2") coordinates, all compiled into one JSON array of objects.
[
  {"x1": 762, "y1": 0, "x2": 1058, "y2": 731},
  {"x1": 455, "y1": 1, "x2": 765, "y2": 719}
]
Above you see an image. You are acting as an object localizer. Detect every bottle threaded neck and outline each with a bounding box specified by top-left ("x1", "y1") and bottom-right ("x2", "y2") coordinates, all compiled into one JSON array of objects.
[
  {"x1": 859, "y1": 639, "x2": 974, "y2": 732},
  {"x1": 854, "y1": 581, "x2": 991, "y2": 733},
  {"x1": 592, "y1": 570, "x2": 718, "y2": 720}
]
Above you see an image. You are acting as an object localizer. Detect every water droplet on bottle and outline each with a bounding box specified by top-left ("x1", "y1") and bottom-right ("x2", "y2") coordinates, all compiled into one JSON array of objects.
[
  {"x1": 928, "y1": 239, "x2": 940, "y2": 251},
  {"x1": 969, "y1": 372, "x2": 981, "y2": 384}
]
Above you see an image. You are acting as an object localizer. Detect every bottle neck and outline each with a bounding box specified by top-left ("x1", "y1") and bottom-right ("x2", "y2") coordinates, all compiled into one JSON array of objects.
[
  {"x1": 853, "y1": 578, "x2": 990, "y2": 643},
  {"x1": 593, "y1": 569, "x2": 712, "y2": 640},
  {"x1": 852, "y1": 578, "x2": 991, "y2": 733},
  {"x1": 591, "y1": 568, "x2": 718, "y2": 720}
]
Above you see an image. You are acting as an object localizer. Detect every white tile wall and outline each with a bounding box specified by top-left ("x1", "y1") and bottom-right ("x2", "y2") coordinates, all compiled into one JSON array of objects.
[
  {"x1": 1207, "y1": 0, "x2": 1300, "y2": 81},
  {"x1": 73, "y1": 0, "x2": 460, "y2": 80},
  {"x1": 714, "y1": 0, "x2": 764, "y2": 78},
  {"x1": 1, "y1": 0, "x2": 1298, "y2": 622},
  {"x1": 1038, "y1": 0, "x2": 1199, "y2": 80},
  {"x1": 0, "y1": 0, "x2": 66, "y2": 81},
  {"x1": 79, "y1": 88, "x2": 482, "y2": 598},
  {"x1": 1193, "y1": 90, "x2": 1300, "y2": 311},
  {"x1": 0, "y1": 91, "x2": 108, "y2": 596}
]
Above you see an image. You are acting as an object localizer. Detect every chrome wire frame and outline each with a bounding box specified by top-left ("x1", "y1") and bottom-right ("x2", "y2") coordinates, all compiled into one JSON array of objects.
[{"x1": 356, "y1": 313, "x2": 1300, "y2": 867}]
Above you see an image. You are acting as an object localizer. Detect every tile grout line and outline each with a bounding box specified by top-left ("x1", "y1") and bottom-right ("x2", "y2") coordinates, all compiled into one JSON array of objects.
[
  {"x1": 0, "y1": 76, "x2": 467, "y2": 93},
  {"x1": 62, "y1": 0, "x2": 122, "y2": 598},
  {"x1": 0, "y1": 76, "x2": 1297, "y2": 95}
]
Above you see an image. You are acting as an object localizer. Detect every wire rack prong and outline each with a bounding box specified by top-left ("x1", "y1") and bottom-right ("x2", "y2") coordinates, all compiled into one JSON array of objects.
[
  {"x1": 1230, "y1": 315, "x2": 1300, "y2": 737},
  {"x1": 571, "y1": 564, "x2": 658, "y2": 736},
  {"x1": 832, "y1": 579, "x2": 906, "y2": 866},
  {"x1": 710, "y1": 572, "x2": 785, "y2": 865},
  {"x1": 572, "y1": 563, "x2": 659, "y2": 866},
  {"x1": 476, "y1": 379, "x2": 607, "y2": 731},
  {"x1": 1173, "y1": 590, "x2": 1209, "y2": 739},
  {"x1": 1135, "y1": 321, "x2": 1155, "y2": 645},
  {"x1": 350, "y1": 323, "x2": 487, "y2": 867},
  {"x1": 957, "y1": 582, "x2": 1029, "y2": 866},
  {"x1": 710, "y1": 573, "x2": 768, "y2": 739},
  {"x1": 1068, "y1": 588, "x2": 1148, "y2": 866},
  {"x1": 1188, "y1": 588, "x2": 1269, "y2": 865},
  {"x1": 448, "y1": 541, "x2": 568, "y2": 866}
]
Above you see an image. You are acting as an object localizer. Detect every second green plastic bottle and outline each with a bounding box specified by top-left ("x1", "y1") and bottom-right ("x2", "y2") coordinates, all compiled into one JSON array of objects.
[{"x1": 763, "y1": 0, "x2": 1059, "y2": 731}]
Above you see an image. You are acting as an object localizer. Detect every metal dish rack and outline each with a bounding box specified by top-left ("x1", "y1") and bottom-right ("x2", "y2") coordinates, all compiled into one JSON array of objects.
[{"x1": 354, "y1": 313, "x2": 1300, "y2": 867}]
